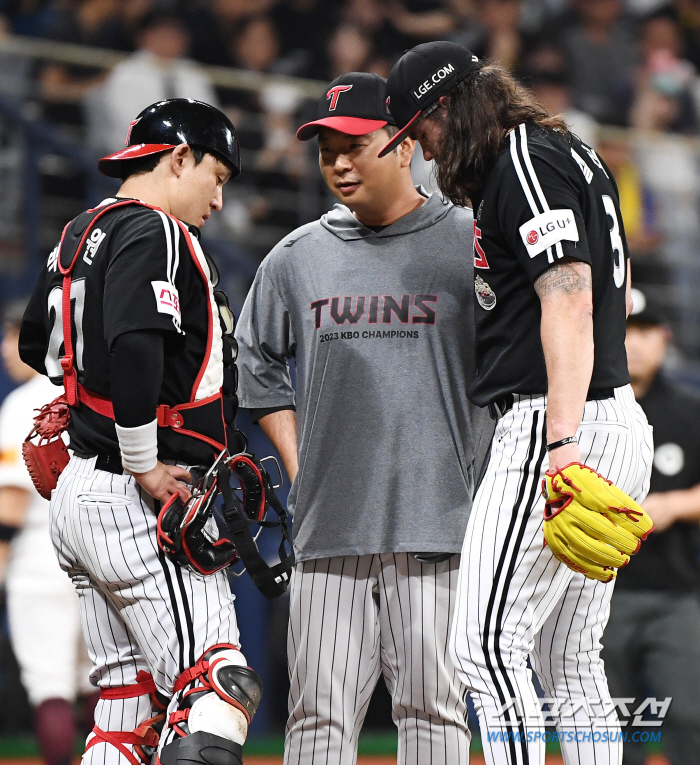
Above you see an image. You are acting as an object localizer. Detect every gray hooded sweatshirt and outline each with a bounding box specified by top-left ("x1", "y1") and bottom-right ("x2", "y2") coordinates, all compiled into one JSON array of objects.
[{"x1": 235, "y1": 191, "x2": 493, "y2": 562}]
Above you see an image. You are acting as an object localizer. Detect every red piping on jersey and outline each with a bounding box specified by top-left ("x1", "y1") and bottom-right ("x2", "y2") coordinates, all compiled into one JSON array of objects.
[
  {"x1": 59, "y1": 200, "x2": 146, "y2": 407},
  {"x1": 58, "y1": 199, "x2": 226, "y2": 452},
  {"x1": 58, "y1": 200, "x2": 141, "y2": 277},
  {"x1": 219, "y1": 391, "x2": 227, "y2": 449},
  {"x1": 172, "y1": 218, "x2": 214, "y2": 404}
]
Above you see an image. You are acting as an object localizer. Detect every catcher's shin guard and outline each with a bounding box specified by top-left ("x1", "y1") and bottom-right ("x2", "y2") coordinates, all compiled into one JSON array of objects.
[
  {"x1": 160, "y1": 644, "x2": 262, "y2": 762},
  {"x1": 159, "y1": 732, "x2": 242, "y2": 765},
  {"x1": 85, "y1": 671, "x2": 167, "y2": 765}
]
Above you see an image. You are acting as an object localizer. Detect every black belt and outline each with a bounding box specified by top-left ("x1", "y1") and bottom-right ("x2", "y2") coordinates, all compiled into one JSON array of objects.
[
  {"x1": 90, "y1": 453, "x2": 207, "y2": 481},
  {"x1": 72, "y1": 452, "x2": 125, "y2": 474},
  {"x1": 488, "y1": 388, "x2": 615, "y2": 420},
  {"x1": 95, "y1": 453, "x2": 124, "y2": 474}
]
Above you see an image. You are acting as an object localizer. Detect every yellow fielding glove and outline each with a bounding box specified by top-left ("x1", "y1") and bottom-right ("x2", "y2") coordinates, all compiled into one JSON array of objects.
[{"x1": 542, "y1": 463, "x2": 654, "y2": 582}]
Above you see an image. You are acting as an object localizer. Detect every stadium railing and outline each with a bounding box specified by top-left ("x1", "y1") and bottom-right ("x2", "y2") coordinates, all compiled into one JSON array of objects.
[{"x1": 0, "y1": 32, "x2": 700, "y2": 371}]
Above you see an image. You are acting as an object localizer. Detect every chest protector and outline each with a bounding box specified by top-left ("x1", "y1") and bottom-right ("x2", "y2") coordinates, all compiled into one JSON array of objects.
[{"x1": 58, "y1": 198, "x2": 230, "y2": 454}]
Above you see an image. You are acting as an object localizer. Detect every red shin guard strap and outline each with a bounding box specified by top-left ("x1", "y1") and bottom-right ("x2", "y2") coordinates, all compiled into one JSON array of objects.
[
  {"x1": 85, "y1": 724, "x2": 159, "y2": 765},
  {"x1": 173, "y1": 662, "x2": 209, "y2": 694},
  {"x1": 99, "y1": 671, "x2": 166, "y2": 711},
  {"x1": 100, "y1": 672, "x2": 157, "y2": 701},
  {"x1": 169, "y1": 709, "x2": 190, "y2": 726}
]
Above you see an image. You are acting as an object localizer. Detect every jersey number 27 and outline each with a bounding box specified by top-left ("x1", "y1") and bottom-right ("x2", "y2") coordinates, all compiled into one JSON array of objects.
[{"x1": 45, "y1": 279, "x2": 86, "y2": 378}]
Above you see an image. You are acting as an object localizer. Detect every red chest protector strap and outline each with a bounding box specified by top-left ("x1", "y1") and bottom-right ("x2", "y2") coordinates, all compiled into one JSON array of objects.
[{"x1": 58, "y1": 199, "x2": 227, "y2": 453}]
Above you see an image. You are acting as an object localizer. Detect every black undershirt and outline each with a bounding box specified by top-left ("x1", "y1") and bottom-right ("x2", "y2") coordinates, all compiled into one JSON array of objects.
[
  {"x1": 111, "y1": 330, "x2": 297, "y2": 427},
  {"x1": 110, "y1": 330, "x2": 164, "y2": 428}
]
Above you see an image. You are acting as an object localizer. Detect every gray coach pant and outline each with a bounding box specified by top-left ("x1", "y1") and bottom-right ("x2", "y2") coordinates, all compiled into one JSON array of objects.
[{"x1": 602, "y1": 589, "x2": 700, "y2": 765}]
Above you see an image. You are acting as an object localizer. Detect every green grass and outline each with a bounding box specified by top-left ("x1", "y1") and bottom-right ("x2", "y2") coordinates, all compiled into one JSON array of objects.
[
  {"x1": 240, "y1": 736, "x2": 284, "y2": 756},
  {"x1": 0, "y1": 733, "x2": 486, "y2": 758},
  {"x1": 0, "y1": 734, "x2": 403, "y2": 758},
  {"x1": 0, "y1": 736, "x2": 40, "y2": 758},
  {"x1": 0, "y1": 731, "x2": 663, "y2": 759}
]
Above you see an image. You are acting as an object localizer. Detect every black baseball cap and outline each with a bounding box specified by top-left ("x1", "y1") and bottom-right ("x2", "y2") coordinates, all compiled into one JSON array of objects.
[
  {"x1": 378, "y1": 41, "x2": 481, "y2": 157},
  {"x1": 297, "y1": 72, "x2": 395, "y2": 141},
  {"x1": 627, "y1": 287, "x2": 668, "y2": 327},
  {"x1": 98, "y1": 98, "x2": 240, "y2": 178}
]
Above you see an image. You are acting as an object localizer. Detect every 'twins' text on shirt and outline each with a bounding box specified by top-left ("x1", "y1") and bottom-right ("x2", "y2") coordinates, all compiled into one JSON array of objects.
[{"x1": 310, "y1": 293, "x2": 438, "y2": 329}]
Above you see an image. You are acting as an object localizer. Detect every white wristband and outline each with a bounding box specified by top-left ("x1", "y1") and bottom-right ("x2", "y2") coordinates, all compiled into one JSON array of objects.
[{"x1": 115, "y1": 419, "x2": 158, "y2": 474}]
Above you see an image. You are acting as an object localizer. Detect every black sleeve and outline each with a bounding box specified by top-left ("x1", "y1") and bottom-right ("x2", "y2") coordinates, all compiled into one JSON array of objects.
[
  {"x1": 496, "y1": 132, "x2": 591, "y2": 283},
  {"x1": 18, "y1": 265, "x2": 49, "y2": 375},
  {"x1": 110, "y1": 330, "x2": 164, "y2": 428},
  {"x1": 104, "y1": 210, "x2": 186, "y2": 348}
]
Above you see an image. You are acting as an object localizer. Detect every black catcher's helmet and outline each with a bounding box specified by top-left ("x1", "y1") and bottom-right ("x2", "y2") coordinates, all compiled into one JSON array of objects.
[{"x1": 98, "y1": 98, "x2": 240, "y2": 179}]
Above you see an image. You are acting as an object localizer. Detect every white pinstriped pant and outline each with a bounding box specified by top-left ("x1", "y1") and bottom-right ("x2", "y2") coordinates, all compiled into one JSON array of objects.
[
  {"x1": 450, "y1": 385, "x2": 653, "y2": 765},
  {"x1": 285, "y1": 553, "x2": 471, "y2": 765},
  {"x1": 50, "y1": 455, "x2": 241, "y2": 765}
]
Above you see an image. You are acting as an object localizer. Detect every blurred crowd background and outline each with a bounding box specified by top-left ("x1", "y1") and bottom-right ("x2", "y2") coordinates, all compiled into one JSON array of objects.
[
  {"x1": 0, "y1": 0, "x2": 699, "y2": 750},
  {"x1": 0, "y1": 0, "x2": 698, "y2": 370}
]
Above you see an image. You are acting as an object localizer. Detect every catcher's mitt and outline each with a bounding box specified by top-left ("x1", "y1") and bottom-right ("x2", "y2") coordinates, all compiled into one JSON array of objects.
[
  {"x1": 542, "y1": 462, "x2": 654, "y2": 582},
  {"x1": 22, "y1": 395, "x2": 70, "y2": 500}
]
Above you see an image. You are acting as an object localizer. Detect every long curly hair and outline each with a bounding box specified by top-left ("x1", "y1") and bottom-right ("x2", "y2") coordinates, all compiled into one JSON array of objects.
[{"x1": 432, "y1": 63, "x2": 570, "y2": 207}]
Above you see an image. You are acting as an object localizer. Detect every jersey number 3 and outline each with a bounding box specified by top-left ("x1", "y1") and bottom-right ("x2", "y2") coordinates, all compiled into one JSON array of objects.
[
  {"x1": 45, "y1": 279, "x2": 86, "y2": 378},
  {"x1": 602, "y1": 195, "x2": 625, "y2": 289}
]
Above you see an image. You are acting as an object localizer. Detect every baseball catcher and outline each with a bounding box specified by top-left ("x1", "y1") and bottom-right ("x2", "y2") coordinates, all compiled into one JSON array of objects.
[{"x1": 18, "y1": 99, "x2": 291, "y2": 765}]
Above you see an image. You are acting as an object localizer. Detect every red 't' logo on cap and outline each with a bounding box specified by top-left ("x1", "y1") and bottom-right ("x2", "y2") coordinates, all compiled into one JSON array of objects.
[
  {"x1": 327, "y1": 84, "x2": 353, "y2": 111},
  {"x1": 125, "y1": 118, "x2": 140, "y2": 146}
]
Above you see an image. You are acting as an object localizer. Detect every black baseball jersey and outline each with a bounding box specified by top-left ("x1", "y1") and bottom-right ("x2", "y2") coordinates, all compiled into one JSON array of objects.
[
  {"x1": 468, "y1": 122, "x2": 630, "y2": 406},
  {"x1": 19, "y1": 198, "x2": 236, "y2": 466},
  {"x1": 617, "y1": 374, "x2": 700, "y2": 592}
]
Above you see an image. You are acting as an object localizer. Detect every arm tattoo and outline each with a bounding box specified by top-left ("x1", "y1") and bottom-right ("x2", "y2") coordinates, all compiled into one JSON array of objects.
[{"x1": 534, "y1": 262, "x2": 592, "y2": 300}]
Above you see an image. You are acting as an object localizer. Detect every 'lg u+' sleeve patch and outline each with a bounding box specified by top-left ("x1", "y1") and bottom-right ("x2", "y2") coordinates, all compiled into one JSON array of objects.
[{"x1": 518, "y1": 209, "x2": 579, "y2": 258}]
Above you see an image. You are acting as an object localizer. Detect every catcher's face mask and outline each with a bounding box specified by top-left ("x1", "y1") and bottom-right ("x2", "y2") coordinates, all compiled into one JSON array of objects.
[{"x1": 157, "y1": 450, "x2": 294, "y2": 597}]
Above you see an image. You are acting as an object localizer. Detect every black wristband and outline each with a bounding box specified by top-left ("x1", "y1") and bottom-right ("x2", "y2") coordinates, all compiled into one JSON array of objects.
[
  {"x1": 546, "y1": 436, "x2": 578, "y2": 452},
  {"x1": 0, "y1": 522, "x2": 20, "y2": 542}
]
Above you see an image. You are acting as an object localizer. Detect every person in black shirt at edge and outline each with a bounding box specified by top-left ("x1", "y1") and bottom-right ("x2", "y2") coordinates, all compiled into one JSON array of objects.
[
  {"x1": 602, "y1": 287, "x2": 700, "y2": 765},
  {"x1": 18, "y1": 100, "x2": 264, "y2": 765},
  {"x1": 380, "y1": 41, "x2": 654, "y2": 765}
]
